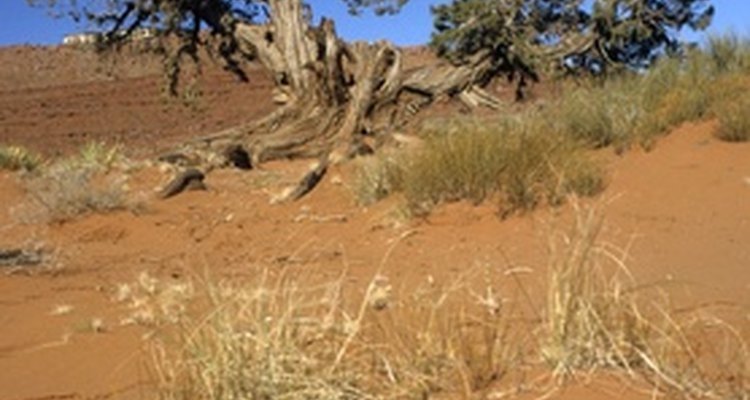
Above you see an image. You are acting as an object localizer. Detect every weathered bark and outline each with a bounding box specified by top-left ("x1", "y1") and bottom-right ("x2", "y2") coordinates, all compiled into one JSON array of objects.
[{"x1": 160, "y1": 0, "x2": 499, "y2": 201}]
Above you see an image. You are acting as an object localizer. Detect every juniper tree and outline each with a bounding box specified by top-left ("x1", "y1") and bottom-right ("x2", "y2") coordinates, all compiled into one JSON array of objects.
[
  {"x1": 431, "y1": 0, "x2": 714, "y2": 79},
  {"x1": 28, "y1": 0, "x2": 713, "y2": 199}
]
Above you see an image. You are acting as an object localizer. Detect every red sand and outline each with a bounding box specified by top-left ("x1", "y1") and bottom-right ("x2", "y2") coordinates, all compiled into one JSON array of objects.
[{"x1": 0, "y1": 45, "x2": 748, "y2": 399}]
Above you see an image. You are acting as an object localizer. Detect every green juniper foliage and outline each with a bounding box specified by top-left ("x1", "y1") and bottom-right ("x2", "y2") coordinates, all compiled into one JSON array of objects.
[{"x1": 431, "y1": 0, "x2": 714, "y2": 77}]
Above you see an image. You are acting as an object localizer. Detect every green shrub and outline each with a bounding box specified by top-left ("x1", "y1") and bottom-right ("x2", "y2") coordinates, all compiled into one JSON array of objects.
[
  {"x1": 356, "y1": 116, "x2": 604, "y2": 215},
  {"x1": 0, "y1": 145, "x2": 42, "y2": 172},
  {"x1": 75, "y1": 141, "x2": 125, "y2": 171},
  {"x1": 556, "y1": 81, "x2": 643, "y2": 149}
]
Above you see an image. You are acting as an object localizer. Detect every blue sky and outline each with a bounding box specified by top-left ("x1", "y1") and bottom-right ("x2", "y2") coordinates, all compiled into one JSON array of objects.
[{"x1": 0, "y1": 0, "x2": 747, "y2": 47}]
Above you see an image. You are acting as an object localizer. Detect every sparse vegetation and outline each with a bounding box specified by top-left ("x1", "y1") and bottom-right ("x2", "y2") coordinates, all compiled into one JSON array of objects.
[
  {"x1": 76, "y1": 141, "x2": 126, "y2": 171},
  {"x1": 542, "y1": 204, "x2": 647, "y2": 375},
  {"x1": 18, "y1": 142, "x2": 134, "y2": 222},
  {"x1": 552, "y1": 36, "x2": 750, "y2": 150},
  {"x1": 355, "y1": 34, "x2": 750, "y2": 215},
  {"x1": 541, "y1": 203, "x2": 750, "y2": 398},
  {"x1": 150, "y1": 267, "x2": 522, "y2": 400},
  {"x1": 150, "y1": 204, "x2": 749, "y2": 399},
  {"x1": 3, "y1": 2, "x2": 749, "y2": 400},
  {"x1": 115, "y1": 271, "x2": 194, "y2": 328},
  {"x1": 22, "y1": 163, "x2": 129, "y2": 222},
  {"x1": 355, "y1": 115, "x2": 604, "y2": 215},
  {"x1": 0, "y1": 145, "x2": 42, "y2": 172},
  {"x1": 706, "y1": 34, "x2": 750, "y2": 73}
]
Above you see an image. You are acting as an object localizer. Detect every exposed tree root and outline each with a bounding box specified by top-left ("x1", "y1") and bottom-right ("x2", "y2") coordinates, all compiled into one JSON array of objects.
[
  {"x1": 158, "y1": 0, "x2": 506, "y2": 202},
  {"x1": 159, "y1": 168, "x2": 207, "y2": 199}
]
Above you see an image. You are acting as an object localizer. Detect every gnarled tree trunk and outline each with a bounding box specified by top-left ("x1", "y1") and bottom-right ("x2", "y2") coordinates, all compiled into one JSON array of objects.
[{"x1": 162, "y1": 0, "x2": 500, "y2": 201}]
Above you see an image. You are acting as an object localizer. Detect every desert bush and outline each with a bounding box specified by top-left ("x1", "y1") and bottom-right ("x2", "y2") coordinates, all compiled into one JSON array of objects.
[
  {"x1": 355, "y1": 116, "x2": 603, "y2": 215},
  {"x1": 552, "y1": 36, "x2": 750, "y2": 149},
  {"x1": 22, "y1": 163, "x2": 129, "y2": 222},
  {"x1": 555, "y1": 80, "x2": 643, "y2": 149},
  {"x1": 0, "y1": 145, "x2": 42, "y2": 172},
  {"x1": 19, "y1": 143, "x2": 132, "y2": 222},
  {"x1": 352, "y1": 151, "x2": 404, "y2": 206}
]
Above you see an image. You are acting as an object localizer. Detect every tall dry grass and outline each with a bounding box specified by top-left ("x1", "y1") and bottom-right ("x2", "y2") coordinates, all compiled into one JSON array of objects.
[
  {"x1": 150, "y1": 203, "x2": 749, "y2": 399},
  {"x1": 541, "y1": 201, "x2": 749, "y2": 399},
  {"x1": 150, "y1": 264, "x2": 526, "y2": 400}
]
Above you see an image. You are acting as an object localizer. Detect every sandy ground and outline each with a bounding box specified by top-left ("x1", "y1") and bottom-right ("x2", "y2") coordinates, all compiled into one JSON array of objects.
[{"x1": 0, "y1": 45, "x2": 748, "y2": 400}]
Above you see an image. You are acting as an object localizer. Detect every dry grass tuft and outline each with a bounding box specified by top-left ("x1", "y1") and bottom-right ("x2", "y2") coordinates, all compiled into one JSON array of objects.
[
  {"x1": 115, "y1": 271, "x2": 194, "y2": 328},
  {"x1": 76, "y1": 141, "x2": 126, "y2": 171},
  {"x1": 541, "y1": 201, "x2": 750, "y2": 399},
  {"x1": 542, "y1": 203, "x2": 648, "y2": 375},
  {"x1": 21, "y1": 163, "x2": 130, "y2": 222},
  {"x1": 352, "y1": 150, "x2": 403, "y2": 206},
  {"x1": 371, "y1": 269, "x2": 523, "y2": 398},
  {"x1": 151, "y1": 271, "x2": 378, "y2": 399}
]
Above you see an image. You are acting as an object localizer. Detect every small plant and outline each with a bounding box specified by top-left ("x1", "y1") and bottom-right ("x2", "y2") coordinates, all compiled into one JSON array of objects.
[
  {"x1": 76, "y1": 141, "x2": 125, "y2": 171},
  {"x1": 115, "y1": 271, "x2": 194, "y2": 327},
  {"x1": 22, "y1": 163, "x2": 129, "y2": 222},
  {"x1": 0, "y1": 145, "x2": 42, "y2": 172},
  {"x1": 352, "y1": 151, "x2": 403, "y2": 205},
  {"x1": 16, "y1": 142, "x2": 135, "y2": 222}
]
